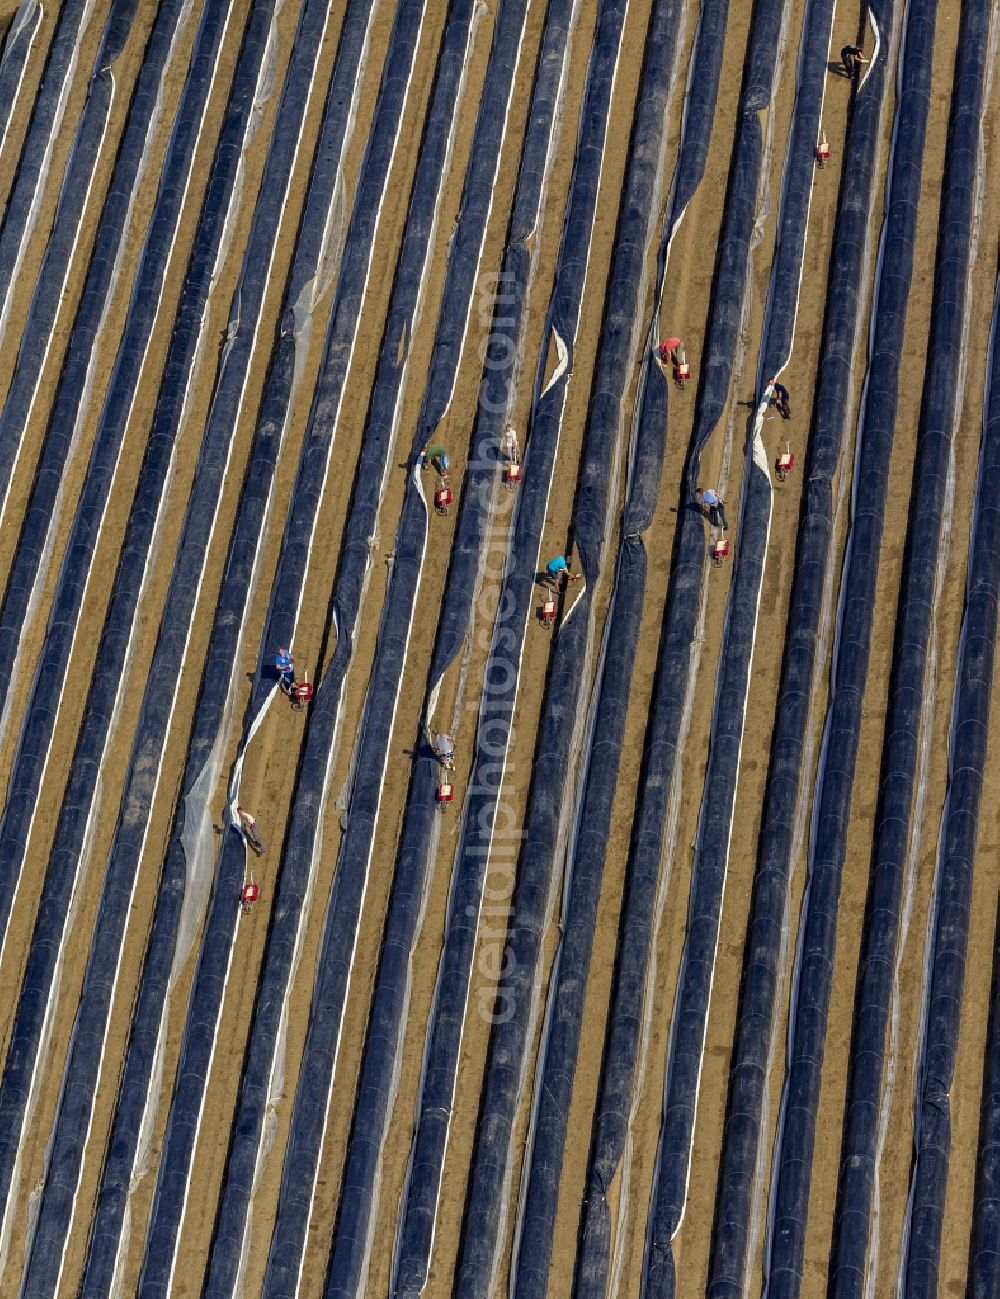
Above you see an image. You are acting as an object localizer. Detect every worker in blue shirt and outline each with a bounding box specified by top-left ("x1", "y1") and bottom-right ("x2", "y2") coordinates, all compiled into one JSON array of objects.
[
  {"x1": 275, "y1": 646, "x2": 294, "y2": 692},
  {"x1": 696, "y1": 486, "x2": 729, "y2": 530},
  {"x1": 770, "y1": 378, "x2": 791, "y2": 420}
]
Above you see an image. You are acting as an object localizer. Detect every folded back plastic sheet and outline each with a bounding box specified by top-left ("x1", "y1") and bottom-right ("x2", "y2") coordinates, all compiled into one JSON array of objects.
[
  {"x1": 323, "y1": 2, "x2": 580, "y2": 1296},
  {"x1": 969, "y1": 901, "x2": 1000, "y2": 1296},
  {"x1": 706, "y1": 8, "x2": 894, "y2": 1296},
  {"x1": 830, "y1": 3, "x2": 991, "y2": 1289},
  {"x1": 902, "y1": 266, "x2": 1000, "y2": 1297},
  {"x1": 764, "y1": 0, "x2": 938, "y2": 1290}
]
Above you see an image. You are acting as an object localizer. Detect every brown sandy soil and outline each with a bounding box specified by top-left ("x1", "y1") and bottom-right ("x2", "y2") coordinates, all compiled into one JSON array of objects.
[
  {"x1": 66, "y1": 8, "x2": 403, "y2": 1294},
  {"x1": 0, "y1": 0, "x2": 996, "y2": 1293},
  {"x1": 939, "y1": 681, "x2": 1000, "y2": 1293},
  {"x1": 0, "y1": 0, "x2": 131, "y2": 587},
  {"x1": 737, "y1": 35, "x2": 893, "y2": 1299},
  {"x1": 862, "y1": 70, "x2": 1000, "y2": 1295},
  {"x1": 0, "y1": 0, "x2": 356, "y2": 1290},
  {"x1": 524, "y1": 0, "x2": 768, "y2": 1290},
  {"x1": 326, "y1": 0, "x2": 625, "y2": 1290},
  {"x1": 857, "y1": 88, "x2": 997, "y2": 1288},
  {"x1": 142, "y1": 0, "x2": 400, "y2": 1271},
  {"x1": 666, "y1": 3, "x2": 877, "y2": 1291},
  {"x1": 152, "y1": 2, "x2": 549, "y2": 1293},
  {"x1": 736, "y1": 13, "x2": 901, "y2": 1295}
]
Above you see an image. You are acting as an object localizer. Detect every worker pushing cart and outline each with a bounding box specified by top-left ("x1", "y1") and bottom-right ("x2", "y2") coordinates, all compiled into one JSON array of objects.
[
  {"x1": 656, "y1": 336, "x2": 690, "y2": 388},
  {"x1": 501, "y1": 422, "x2": 522, "y2": 489}
]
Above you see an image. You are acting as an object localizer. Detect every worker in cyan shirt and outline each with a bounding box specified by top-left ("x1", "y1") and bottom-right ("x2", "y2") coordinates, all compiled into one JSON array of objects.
[{"x1": 545, "y1": 554, "x2": 581, "y2": 589}]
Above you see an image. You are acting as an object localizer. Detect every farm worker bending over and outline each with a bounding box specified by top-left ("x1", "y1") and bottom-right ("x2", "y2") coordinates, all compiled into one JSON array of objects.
[
  {"x1": 656, "y1": 336, "x2": 682, "y2": 366},
  {"x1": 545, "y1": 554, "x2": 581, "y2": 589},
  {"x1": 237, "y1": 806, "x2": 265, "y2": 855},
  {"x1": 841, "y1": 43, "x2": 867, "y2": 77},
  {"x1": 420, "y1": 442, "x2": 450, "y2": 480},
  {"x1": 770, "y1": 379, "x2": 791, "y2": 420},
  {"x1": 275, "y1": 646, "x2": 294, "y2": 690},
  {"x1": 696, "y1": 486, "x2": 729, "y2": 531},
  {"x1": 431, "y1": 730, "x2": 456, "y2": 770}
]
